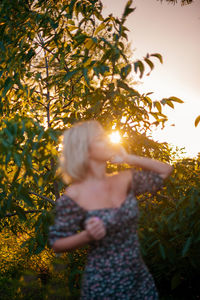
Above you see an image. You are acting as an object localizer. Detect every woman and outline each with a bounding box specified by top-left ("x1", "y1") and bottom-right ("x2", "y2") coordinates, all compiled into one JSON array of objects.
[{"x1": 48, "y1": 120, "x2": 173, "y2": 299}]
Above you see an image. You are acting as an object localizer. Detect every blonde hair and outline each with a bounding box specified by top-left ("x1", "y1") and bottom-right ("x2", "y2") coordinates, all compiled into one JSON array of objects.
[{"x1": 60, "y1": 120, "x2": 103, "y2": 184}]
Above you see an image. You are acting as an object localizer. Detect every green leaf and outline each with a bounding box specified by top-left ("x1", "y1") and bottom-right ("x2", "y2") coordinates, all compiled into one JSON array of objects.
[
  {"x1": 117, "y1": 80, "x2": 140, "y2": 97},
  {"x1": 2, "y1": 77, "x2": 13, "y2": 98},
  {"x1": 94, "y1": 22, "x2": 106, "y2": 35},
  {"x1": 169, "y1": 96, "x2": 184, "y2": 104},
  {"x1": 34, "y1": 244, "x2": 44, "y2": 254},
  {"x1": 120, "y1": 64, "x2": 132, "y2": 79},
  {"x1": 93, "y1": 65, "x2": 109, "y2": 77},
  {"x1": 150, "y1": 53, "x2": 163, "y2": 64},
  {"x1": 171, "y1": 273, "x2": 182, "y2": 290},
  {"x1": 83, "y1": 68, "x2": 90, "y2": 86},
  {"x1": 20, "y1": 240, "x2": 29, "y2": 249},
  {"x1": 25, "y1": 48, "x2": 35, "y2": 62},
  {"x1": 68, "y1": 0, "x2": 78, "y2": 18},
  {"x1": 20, "y1": 193, "x2": 34, "y2": 207},
  {"x1": 154, "y1": 101, "x2": 162, "y2": 113},
  {"x1": 144, "y1": 57, "x2": 154, "y2": 71},
  {"x1": 134, "y1": 60, "x2": 144, "y2": 78},
  {"x1": 144, "y1": 96, "x2": 152, "y2": 109},
  {"x1": 159, "y1": 243, "x2": 166, "y2": 259},
  {"x1": 15, "y1": 206, "x2": 27, "y2": 221},
  {"x1": 7, "y1": 194, "x2": 13, "y2": 210},
  {"x1": 74, "y1": 32, "x2": 87, "y2": 44},
  {"x1": 122, "y1": 0, "x2": 135, "y2": 19},
  {"x1": 26, "y1": 154, "x2": 32, "y2": 168},
  {"x1": 28, "y1": 238, "x2": 35, "y2": 254},
  {"x1": 151, "y1": 112, "x2": 159, "y2": 120},
  {"x1": 85, "y1": 38, "x2": 95, "y2": 50},
  {"x1": 63, "y1": 69, "x2": 79, "y2": 82},
  {"x1": 166, "y1": 100, "x2": 174, "y2": 109},
  {"x1": 0, "y1": 70, "x2": 4, "y2": 78},
  {"x1": 37, "y1": 232, "x2": 44, "y2": 245},
  {"x1": 99, "y1": 65, "x2": 109, "y2": 75},
  {"x1": 195, "y1": 115, "x2": 200, "y2": 127},
  {"x1": 4, "y1": 128, "x2": 13, "y2": 144},
  {"x1": 48, "y1": 129, "x2": 58, "y2": 142},
  {"x1": 5, "y1": 152, "x2": 12, "y2": 165},
  {"x1": 182, "y1": 236, "x2": 192, "y2": 257},
  {"x1": 13, "y1": 153, "x2": 21, "y2": 167}
]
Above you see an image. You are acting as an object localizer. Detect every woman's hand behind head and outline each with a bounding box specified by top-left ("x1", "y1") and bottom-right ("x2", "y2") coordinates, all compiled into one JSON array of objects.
[{"x1": 109, "y1": 145, "x2": 128, "y2": 164}]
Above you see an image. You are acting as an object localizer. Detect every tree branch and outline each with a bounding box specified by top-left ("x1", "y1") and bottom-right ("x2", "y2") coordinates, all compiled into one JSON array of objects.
[
  {"x1": 29, "y1": 191, "x2": 55, "y2": 206},
  {"x1": 4, "y1": 209, "x2": 42, "y2": 218},
  {"x1": 38, "y1": 33, "x2": 51, "y2": 128}
]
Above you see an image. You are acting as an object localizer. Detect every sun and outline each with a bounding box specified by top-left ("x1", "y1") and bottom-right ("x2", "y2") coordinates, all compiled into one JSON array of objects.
[{"x1": 109, "y1": 131, "x2": 121, "y2": 144}]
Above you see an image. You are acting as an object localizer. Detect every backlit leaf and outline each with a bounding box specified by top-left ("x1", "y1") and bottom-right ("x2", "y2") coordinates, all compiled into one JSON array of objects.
[
  {"x1": 154, "y1": 101, "x2": 162, "y2": 113},
  {"x1": 144, "y1": 57, "x2": 154, "y2": 71},
  {"x1": 169, "y1": 96, "x2": 184, "y2": 103},
  {"x1": 94, "y1": 22, "x2": 106, "y2": 35},
  {"x1": 195, "y1": 115, "x2": 200, "y2": 127},
  {"x1": 150, "y1": 53, "x2": 163, "y2": 64},
  {"x1": 159, "y1": 243, "x2": 166, "y2": 259},
  {"x1": 166, "y1": 100, "x2": 174, "y2": 109},
  {"x1": 182, "y1": 236, "x2": 192, "y2": 257},
  {"x1": 134, "y1": 60, "x2": 144, "y2": 78}
]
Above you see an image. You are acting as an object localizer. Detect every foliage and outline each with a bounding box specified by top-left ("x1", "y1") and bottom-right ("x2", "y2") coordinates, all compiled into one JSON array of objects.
[
  {"x1": 1, "y1": 1, "x2": 191, "y2": 299},
  {"x1": 139, "y1": 156, "x2": 200, "y2": 299},
  {"x1": 0, "y1": 227, "x2": 54, "y2": 277},
  {"x1": 0, "y1": 227, "x2": 86, "y2": 299},
  {"x1": 1, "y1": 156, "x2": 200, "y2": 299},
  {"x1": 0, "y1": 116, "x2": 61, "y2": 254},
  {"x1": 0, "y1": 0, "x2": 183, "y2": 254},
  {"x1": 0, "y1": 0, "x2": 172, "y2": 130}
]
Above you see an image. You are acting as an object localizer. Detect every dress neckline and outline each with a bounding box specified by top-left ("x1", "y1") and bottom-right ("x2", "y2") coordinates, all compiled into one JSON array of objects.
[{"x1": 64, "y1": 190, "x2": 133, "y2": 213}]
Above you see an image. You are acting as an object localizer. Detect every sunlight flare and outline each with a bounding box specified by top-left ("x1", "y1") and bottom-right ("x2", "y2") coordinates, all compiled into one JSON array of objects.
[{"x1": 109, "y1": 131, "x2": 121, "y2": 144}]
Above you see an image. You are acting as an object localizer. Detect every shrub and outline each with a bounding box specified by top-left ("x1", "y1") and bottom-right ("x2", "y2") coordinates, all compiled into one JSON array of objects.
[{"x1": 139, "y1": 157, "x2": 200, "y2": 299}]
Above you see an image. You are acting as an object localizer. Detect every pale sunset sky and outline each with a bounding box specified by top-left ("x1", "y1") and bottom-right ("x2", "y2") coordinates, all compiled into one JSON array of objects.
[{"x1": 102, "y1": 0, "x2": 200, "y2": 158}]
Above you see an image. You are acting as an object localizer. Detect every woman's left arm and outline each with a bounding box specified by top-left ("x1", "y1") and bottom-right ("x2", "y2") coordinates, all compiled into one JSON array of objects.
[
  {"x1": 111, "y1": 146, "x2": 173, "y2": 179},
  {"x1": 110, "y1": 146, "x2": 173, "y2": 195},
  {"x1": 124, "y1": 154, "x2": 173, "y2": 179}
]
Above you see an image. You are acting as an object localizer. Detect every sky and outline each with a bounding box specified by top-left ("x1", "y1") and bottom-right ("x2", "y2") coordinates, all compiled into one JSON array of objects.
[{"x1": 101, "y1": 0, "x2": 200, "y2": 158}]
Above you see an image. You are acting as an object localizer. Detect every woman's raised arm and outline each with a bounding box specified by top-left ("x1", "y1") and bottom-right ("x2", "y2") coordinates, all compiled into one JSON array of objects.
[
  {"x1": 111, "y1": 146, "x2": 173, "y2": 179},
  {"x1": 125, "y1": 154, "x2": 173, "y2": 179}
]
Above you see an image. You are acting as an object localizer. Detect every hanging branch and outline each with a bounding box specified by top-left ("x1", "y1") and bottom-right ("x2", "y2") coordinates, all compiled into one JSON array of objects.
[
  {"x1": 38, "y1": 33, "x2": 51, "y2": 128},
  {"x1": 28, "y1": 191, "x2": 55, "y2": 206},
  {"x1": 4, "y1": 209, "x2": 42, "y2": 218}
]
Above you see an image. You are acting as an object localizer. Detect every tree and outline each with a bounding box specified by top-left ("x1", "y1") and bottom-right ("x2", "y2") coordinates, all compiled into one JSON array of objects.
[
  {"x1": 0, "y1": 0, "x2": 183, "y2": 254},
  {"x1": 139, "y1": 155, "x2": 200, "y2": 299}
]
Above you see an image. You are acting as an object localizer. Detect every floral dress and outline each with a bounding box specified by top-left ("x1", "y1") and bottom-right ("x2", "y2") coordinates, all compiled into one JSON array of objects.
[{"x1": 48, "y1": 169, "x2": 163, "y2": 300}]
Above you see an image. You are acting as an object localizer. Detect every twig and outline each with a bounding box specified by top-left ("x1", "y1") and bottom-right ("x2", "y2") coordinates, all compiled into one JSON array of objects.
[
  {"x1": 29, "y1": 191, "x2": 55, "y2": 206},
  {"x1": 4, "y1": 209, "x2": 42, "y2": 218}
]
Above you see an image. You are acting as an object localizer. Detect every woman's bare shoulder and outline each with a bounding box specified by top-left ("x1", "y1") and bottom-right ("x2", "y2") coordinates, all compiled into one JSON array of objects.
[
  {"x1": 117, "y1": 168, "x2": 132, "y2": 177},
  {"x1": 64, "y1": 183, "x2": 80, "y2": 201},
  {"x1": 103, "y1": 170, "x2": 132, "y2": 188},
  {"x1": 117, "y1": 169, "x2": 133, "y2": 188}
]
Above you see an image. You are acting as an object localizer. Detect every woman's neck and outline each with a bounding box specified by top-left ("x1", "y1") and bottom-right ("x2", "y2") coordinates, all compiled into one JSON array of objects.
[{"x1": 85, "y1": 159, "x2": 107, "y2": 182}]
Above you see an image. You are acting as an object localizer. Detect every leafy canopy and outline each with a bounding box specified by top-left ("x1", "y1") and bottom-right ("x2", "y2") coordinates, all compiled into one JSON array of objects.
[{"x1": 0, "y1": 0, "x2": 183, "y2": 253}]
